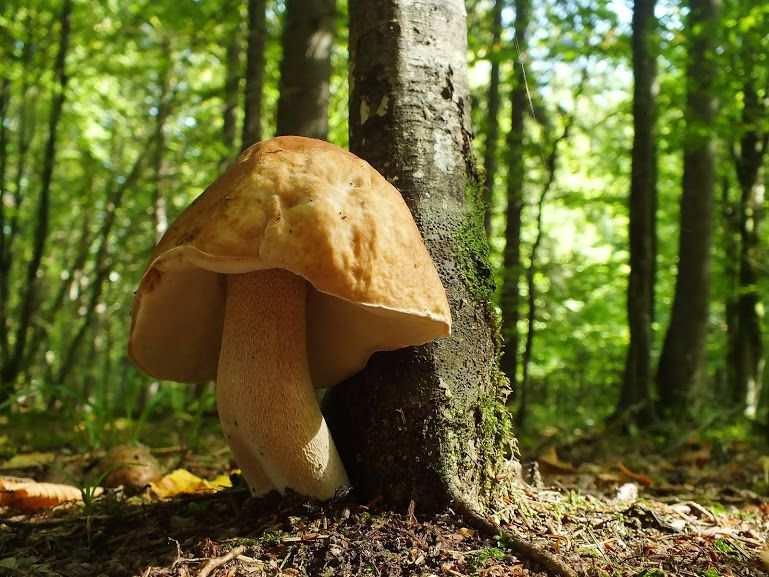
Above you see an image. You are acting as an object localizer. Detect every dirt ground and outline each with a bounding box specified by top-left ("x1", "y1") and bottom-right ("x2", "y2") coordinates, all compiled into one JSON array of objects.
[{"x1": 1, "y1": 421, "x2": 768, "y2": 576}]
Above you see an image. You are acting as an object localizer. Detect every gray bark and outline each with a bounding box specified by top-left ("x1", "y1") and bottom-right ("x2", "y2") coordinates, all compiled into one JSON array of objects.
[
  {"x1": 275, "y1": 0, "x2": 335, "y2": 139},
  {"x1": 325, "y1": 0, "x2": 515, "y2": 512}
]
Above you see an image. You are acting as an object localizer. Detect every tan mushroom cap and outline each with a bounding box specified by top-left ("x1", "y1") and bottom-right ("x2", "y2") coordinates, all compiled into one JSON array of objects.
[{"x1": 128, "y1": 136, "x2": 451, "y2": 388}]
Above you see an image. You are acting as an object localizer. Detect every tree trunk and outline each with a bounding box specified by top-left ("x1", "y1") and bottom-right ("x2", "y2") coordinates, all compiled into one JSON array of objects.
[
  {"x1": 0, "y1": 76, "x2": 9, "y2": 365},
  {"x1": 275, "y1": 0, "x2": 335, "y2": 139},
  {"x1": 1, "y1": 0, "x2": 72, "y2": 397},
  {"x1": 617, "y1": 0, "x2": 657, "y2": 421},
  {"x1": 731, "y1": 61, "x2": 767, "y2": 416},
  {"x1": 500, "y1": 0, "x2": 530, "y2": 394},
  {"x1": 325, "y1": 0, "x2": 516, "y2": 512},
  {"x1": 241, "y1": 0, "x2": 265, "y2": 149},
  {"x1": 481, "y1": 0, "x2": 504, "y2": 238},
  {"x1": 222, "y1": 16, "x2": 240, "y2": 163},
  {"x1": 655, "y1": 0, "x2": 718, "y2": 417}
]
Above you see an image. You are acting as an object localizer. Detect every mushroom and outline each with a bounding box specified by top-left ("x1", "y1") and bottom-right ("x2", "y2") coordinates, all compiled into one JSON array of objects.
[{"x1": 128, "y1": 136, "x2": 451, "y2": 500}]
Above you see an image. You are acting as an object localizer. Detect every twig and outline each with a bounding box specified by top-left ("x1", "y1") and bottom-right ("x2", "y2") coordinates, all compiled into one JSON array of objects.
[{"x1": 196, "y1": 545, "x2": 244, "y2": 577}]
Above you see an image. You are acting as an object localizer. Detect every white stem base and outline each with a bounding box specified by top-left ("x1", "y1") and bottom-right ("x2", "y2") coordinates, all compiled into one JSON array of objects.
[{"x1": 216, "y1": 269, "x2": 350, "y2": 499}]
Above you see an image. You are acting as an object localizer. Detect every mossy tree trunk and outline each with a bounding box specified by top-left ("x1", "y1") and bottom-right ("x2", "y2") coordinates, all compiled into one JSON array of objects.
[{"x1": 325, "y1": 0, "x2": 516, "y2": 512}]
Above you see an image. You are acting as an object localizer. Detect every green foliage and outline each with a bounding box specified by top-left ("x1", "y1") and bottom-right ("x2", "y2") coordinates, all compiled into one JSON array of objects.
[{"x1": 0, "y1": 0, "x2": 767, "y2": 447}]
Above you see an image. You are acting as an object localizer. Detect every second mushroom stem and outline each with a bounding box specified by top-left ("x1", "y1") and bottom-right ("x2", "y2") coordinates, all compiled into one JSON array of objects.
[{"x1": 216, "y1": 268, "x2": 350, "y2": 499}]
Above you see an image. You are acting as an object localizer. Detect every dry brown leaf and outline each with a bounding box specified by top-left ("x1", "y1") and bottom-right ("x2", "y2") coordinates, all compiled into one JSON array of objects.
[
  {"x1": 537, "y1": 446, "x2": 577, "y2": 474},
  {"x1": 617, "y1": 462, "x2": 653, "y2": 487},
  {"x1": 0, "y1": 477, "x2": 83, "y2": 513}
]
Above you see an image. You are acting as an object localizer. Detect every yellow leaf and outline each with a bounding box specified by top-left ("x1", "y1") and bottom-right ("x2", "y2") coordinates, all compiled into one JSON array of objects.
[
  {"x1": 150, "y1": 469, "x2": 230, "y2": 499},
  {"x1": 208, "y1": 473, "x2": 233, "y2": 490}
]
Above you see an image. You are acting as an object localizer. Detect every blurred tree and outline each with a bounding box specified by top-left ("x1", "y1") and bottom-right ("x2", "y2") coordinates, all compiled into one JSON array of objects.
[
  {"x1": 481, "y1": 0, "x2": 504, "y2": 238},
  {"x1": 242, "y1": 0, "x2": 266, "y2": 149},
  {"x1": 500, "y1": 0, "x2": 530, "y2": 394},
  {"x1": 724, "y1": 0, "x2": 768, "y2": 417},
  {"x1": 222, "y1": 0, "x2": 242, "y2": 162},
  {"x1": 276, "y1": 0, "x2": 335, "y2": 138},
  {"x1": 617, "y1": 0, "x2": 658, "y2": 423},
  {"x1": 656, "y1": 0, "x2": 719, "y2": 417}
]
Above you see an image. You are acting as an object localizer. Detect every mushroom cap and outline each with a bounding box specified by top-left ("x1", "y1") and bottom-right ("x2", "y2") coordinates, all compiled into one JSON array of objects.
[{"x1": 128, "y1": 136, "x2": 451, "y2": 388}]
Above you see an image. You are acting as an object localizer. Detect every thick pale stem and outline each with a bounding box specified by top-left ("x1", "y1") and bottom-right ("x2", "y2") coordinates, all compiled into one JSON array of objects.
[{"x1": 216, "y1": 269, "x2": 350, "y2": 499}]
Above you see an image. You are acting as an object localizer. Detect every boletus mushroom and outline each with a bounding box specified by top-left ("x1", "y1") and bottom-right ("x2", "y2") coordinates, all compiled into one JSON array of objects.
[{"x1": 128, "y1": 136, "x2": 451, "y2": 500}]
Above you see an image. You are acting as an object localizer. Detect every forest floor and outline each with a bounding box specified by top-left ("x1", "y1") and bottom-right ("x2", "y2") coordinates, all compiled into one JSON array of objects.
[{"x1": 0, "y1": 414, "x2": 768, "y2": 577}]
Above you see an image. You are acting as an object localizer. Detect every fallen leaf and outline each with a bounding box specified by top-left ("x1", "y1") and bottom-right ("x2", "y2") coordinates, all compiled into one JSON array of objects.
[
  {"x1": 149, "y1": 469, "x2": 232, "y2": 499},
  {"x1": 0, "y1": 477, "x2": 83, "y2": 512},
  {"x1": 537, "y1": 446, "x2": 577, "y2": 474},
  {"x1": 1, "y1": 452, "x2": 55, "y2": 470},
  {"x1": 617, "y1": 462, "x2": 653, "y2": 487}
]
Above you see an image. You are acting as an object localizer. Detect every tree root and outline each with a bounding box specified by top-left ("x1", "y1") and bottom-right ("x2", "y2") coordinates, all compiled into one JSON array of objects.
[{"x1": 445, "y1": 482, "x2": 577, "y2": 577}]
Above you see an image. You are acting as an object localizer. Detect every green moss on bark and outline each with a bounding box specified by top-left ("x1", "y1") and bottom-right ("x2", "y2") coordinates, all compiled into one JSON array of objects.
[{"x1": 455, "y1": 182, "x2": 495, "y2": 303}]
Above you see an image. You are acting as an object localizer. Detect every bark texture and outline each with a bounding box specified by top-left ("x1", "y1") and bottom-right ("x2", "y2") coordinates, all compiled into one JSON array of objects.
[
  {"x1": 325, "y1": 0, "x2": 515, "y2": 512},
  {"x1": 500, "y1": 0, "x2": 530, "y2": 394},
  {"x1": 242, "y1": 0, "x2": 266, "y2": 149},
  {"x1": 481, "y1": 0, "x2": 504, "y2": 238},
  {"x1": 656, "y1": 0, "x2": 718, "y2": 416},
  {"x1": 618, "y1": 0, "x2": 657, "y2": 420},
  {"x1": 275, "y1": 0, "x2": 335, "y2": 139}
]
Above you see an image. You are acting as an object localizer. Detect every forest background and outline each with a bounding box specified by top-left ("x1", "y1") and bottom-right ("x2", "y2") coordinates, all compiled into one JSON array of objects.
[{"x1": 0, "y1": 0, "x2": 767, "y2": 453}]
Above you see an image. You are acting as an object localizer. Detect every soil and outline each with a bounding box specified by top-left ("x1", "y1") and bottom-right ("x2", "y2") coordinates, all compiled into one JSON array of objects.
[{"x1": 1, "y1": 420, "x2": 768, "y2": 576}]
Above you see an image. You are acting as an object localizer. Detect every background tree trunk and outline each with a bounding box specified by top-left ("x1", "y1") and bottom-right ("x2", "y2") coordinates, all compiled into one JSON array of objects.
[
  {"x1": 655, "y1": 0, "x2": 718, "y2": 417},
  {"x1": 731, "y1": 61, "x2": 767, "y2": 416},
  {"x1": 618, "y1": 0, "x2": 657, "y2": 421},
  {"x1": 500, "y1": 0, "x2": 530, "y2": 395},
  {"x1": 241, "y1": 0, "x2": 265, "y2": 149},
  {"x1": 221, "y1": 9, "x2": 241, "y2": 163},
  {"x1": 275, "y1": 0, "x2": 335, "y2": 139},
  {"x1": 481, "y1": 0, "x2": 504, "y2": 238},
  {"x1": 325, "y1": 0, "x2": 515, "y2": 512}
]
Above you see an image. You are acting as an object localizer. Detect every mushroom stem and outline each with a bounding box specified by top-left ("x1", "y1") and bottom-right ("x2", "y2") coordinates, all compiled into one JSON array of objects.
[{"x1": 216, "y1": 269, "x2": 350, "y2": 499}]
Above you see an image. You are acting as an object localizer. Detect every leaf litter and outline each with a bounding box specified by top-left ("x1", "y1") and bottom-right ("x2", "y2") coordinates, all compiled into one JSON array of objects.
[{"x1": 0, "y1": 434, "x2": 768, "y2": 576}]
